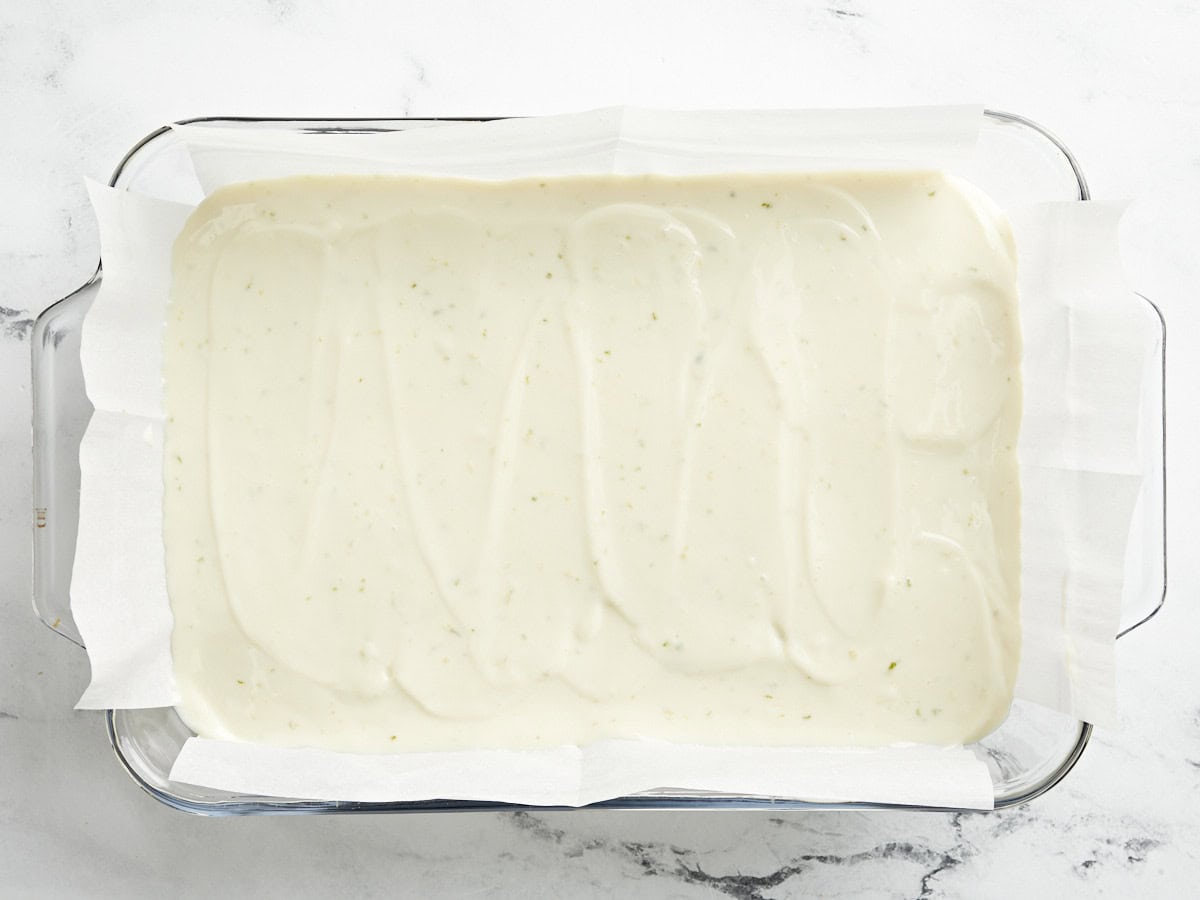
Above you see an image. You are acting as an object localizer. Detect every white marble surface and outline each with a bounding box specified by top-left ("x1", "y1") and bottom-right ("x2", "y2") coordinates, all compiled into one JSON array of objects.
[{"x1": 2, "y1": 2, "x2": 1197, "y2": 896}]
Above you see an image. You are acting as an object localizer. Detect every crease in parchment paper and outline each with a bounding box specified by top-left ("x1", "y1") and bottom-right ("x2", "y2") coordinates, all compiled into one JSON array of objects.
[{"x1": 71, "y1": 107, "x2": 1150, "y2": 809}]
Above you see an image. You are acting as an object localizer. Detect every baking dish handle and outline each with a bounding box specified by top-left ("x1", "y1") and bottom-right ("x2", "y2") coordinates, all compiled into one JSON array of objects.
[
  {"x1": 31, "y1": 274, "x2": 101, "y2": 649},
  {"x1": 1117, "y1": 292, "x2": 1168, "y2": 639}
]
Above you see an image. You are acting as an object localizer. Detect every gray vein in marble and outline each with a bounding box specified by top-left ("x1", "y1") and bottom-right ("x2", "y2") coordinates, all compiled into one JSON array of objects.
[
  {"x1": 507, "y1": 811, "x2": 976, "y2": 899},
  {"x1": 677, "y1": 838, "x2": 962, "y2": 900},
  {"x1": 1073, "y1": 836, "x2": 1164, "y2": 880},
  {"x1": 42, "y1": 32, "x2": 75, "y2": 90},
  {"x1": 266, "y1": 0, "x2": 298, "y2": 21},
  {"x1": 815, "y1": 1, "x2": 870, "y2": 54},
  {"x1": 0, "y1": 305, "x2": 35, "y2": 341}
]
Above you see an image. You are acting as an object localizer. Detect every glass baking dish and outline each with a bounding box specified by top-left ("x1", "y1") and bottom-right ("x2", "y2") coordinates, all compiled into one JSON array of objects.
[{"x1": 30, "y1": 111, "x2": 1167, "y2": 815}]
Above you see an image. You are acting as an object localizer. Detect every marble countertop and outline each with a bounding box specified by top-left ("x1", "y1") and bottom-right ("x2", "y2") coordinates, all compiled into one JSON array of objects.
[{"x1": 2, "y1": 2, "x2": 1197, "y2": 896}]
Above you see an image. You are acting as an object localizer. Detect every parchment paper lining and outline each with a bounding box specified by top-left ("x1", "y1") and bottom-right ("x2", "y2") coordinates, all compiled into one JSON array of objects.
[{"x1": 71, "y1": 107, "x2": 1148, "y2": 809}]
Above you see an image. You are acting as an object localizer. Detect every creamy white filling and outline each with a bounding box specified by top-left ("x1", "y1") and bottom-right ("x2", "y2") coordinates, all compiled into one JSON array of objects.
[{"x1": 164, "y1": 171, "x2": 1021, "y2": 752}]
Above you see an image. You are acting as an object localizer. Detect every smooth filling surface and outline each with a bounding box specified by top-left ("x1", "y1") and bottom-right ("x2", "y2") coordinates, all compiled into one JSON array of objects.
[{"x1": 164, "y1": 171, "x2": 1022, "y2": 753}]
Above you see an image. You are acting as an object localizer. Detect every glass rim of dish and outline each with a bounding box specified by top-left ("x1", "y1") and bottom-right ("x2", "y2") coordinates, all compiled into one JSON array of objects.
[{"x1": 30, "y1": 109, "x2": 1168, "y2": 815}]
